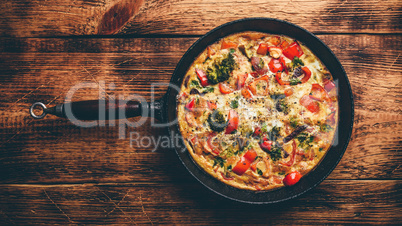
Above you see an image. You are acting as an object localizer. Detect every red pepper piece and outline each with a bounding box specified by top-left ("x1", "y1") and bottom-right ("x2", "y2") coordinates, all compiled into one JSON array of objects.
[
  {"x1": 269, "y1": 58, "x2": 284, "y2": 73},
  {"x1": 283, "y1": 42, "x2": 304, "y2": 60},
  {"x1": 225, "y1": 110, "x2": 239, "y2": 134},
  {"x1": 232, "y1": 157, "x2": 251, "y2": 175},
  {"x1": 275, "y1": 72, "x2": 290, "y2": 86},
  {"x1": 256, "y1": 43, "x2": 269, "y2": 55},
  {"x1": 300, "y1": 67, "x2": 311, "y2": 83},
  {"x1": 195, "y1": 68, "x2": 209, "y2": 87},
  {"x1": 221, "y1": 40, "x2": 238, "y2": 49},
  {"x1": 248, "y1": 75, "x2": 270, "y2": 95},
  {"x1": 243, "y1": 149, "x2": 257, "y2": 162}
]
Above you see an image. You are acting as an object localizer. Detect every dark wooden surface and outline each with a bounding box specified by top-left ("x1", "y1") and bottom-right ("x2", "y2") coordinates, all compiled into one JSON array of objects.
[{"x1": 0, "y1": 0, "x2": 401, "y2": 224}]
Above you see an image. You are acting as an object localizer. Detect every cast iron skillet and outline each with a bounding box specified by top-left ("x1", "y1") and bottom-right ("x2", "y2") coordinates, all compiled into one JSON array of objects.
[{"x1": 30, "y1": 18, "x2": 354, "y2": 204}]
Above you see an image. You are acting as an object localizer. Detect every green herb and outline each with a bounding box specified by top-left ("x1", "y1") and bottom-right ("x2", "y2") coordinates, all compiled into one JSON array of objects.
[
  {"x1": 297, "y1": 132, "x2": 315, "y2": 149},
  {"x1": 292, "y1": 56, "x2": 304, "y2": 68},
  {"x1": 213, "y1": 156, "x2": 226, "y2": 168},
  {"x1": 204, "y1": 86, "x2": 214, "y2": 93},
  {"x1": 320, "y1": 123, "x2": 333, "y2": 132},
  {"x1": 227, "y1": 165, "x2": 232, "y2": 171},
  {"x1": 290, "y1": 116, "x2": 299, "y2": 128},
  {"x1": 269, "y1": 146, "x2": 282, "y2": 161},
  {"x1": 319, "y1": 147, "x2": 323, "y2": 152},
  {"x1": 289, "y1": 77, "x2": 302, "y2": 86},
  {"x1": 278, "y1": 172, "x2": 286, "y2": 175},
  {"x1": 207, "y1": 53, "x2": 237, "y2": 84},
  {"x1": 268, "y1": 126, "x2": 281, "y2": 141},
  {"x1": 278, "y1": 99, "x2": 289, "y2": 114},
  {"x1": 257, "y1": 168, "x2": 263, "y2": 176},
  {"x1": 230, "y1": 99, "x2": 239, "y2": 109},
  {"x1": 230, "y1": 48, "x2": 235, "y2": 53},
  {"x1": 261, "y1": 123, "x2": 268, "y2": 133},
  {"x1": 297, "y1": 132, "x2": 308, "y2": 143},
  {"x1": 190, "y1": 80, "x2": 201, "y2": 88},
  {"x1": 220, "y1": 146, "x2": 234, "y2": 158},
  {"x1": 208, "y1": 110, "x2": 228, "y2": 132}
]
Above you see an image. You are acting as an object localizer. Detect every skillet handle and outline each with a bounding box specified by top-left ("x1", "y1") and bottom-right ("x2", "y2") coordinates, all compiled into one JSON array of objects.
[{"x1": 29, "y1": 99, "x2": 163, "y2": 121}]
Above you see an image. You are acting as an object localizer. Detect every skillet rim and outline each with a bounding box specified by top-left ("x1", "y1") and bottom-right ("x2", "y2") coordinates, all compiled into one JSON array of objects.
[{"x1": 165, "y1": 17, "x2": 354, "y2": 204}]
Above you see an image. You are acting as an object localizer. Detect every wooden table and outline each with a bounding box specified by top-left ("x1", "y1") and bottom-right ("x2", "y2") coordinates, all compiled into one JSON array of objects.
[{"x1": 0, "y1": 0, "x2": 401, "y2": 224}]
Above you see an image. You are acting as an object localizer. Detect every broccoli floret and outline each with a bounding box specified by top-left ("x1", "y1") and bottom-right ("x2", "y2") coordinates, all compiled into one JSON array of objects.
[
  {"x1": 207, "y1": 53, "x2": 236, "y2": 84},
  {"x1": 208, "y1": 110, "x2": 228, "y2": 132}
]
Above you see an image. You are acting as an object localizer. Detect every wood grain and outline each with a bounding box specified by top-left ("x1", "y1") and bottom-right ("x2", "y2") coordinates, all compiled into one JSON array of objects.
[
  {"x1": 0, "y1": 181, "x2": 400, "y2": 224},
  {"x1": 1, "y1": 0, "x2": 401, "y2": 37},
  {"x1": 0, "y1": 35, "x2": 400, "y2": 184},
  {"x1": 1, "y1": 0, "x2": 401, "y2": 224}
]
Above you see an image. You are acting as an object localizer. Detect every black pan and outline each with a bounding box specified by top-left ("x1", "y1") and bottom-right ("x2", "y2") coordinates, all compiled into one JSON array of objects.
[{"x1": 30, "y1": 18, "x2": 354, "y2": 204}]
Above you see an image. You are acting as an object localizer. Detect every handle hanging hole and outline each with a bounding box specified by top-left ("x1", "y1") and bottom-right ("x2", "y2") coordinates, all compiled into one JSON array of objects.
[{"x1": 30, "y1": 102, "x2": 47, "y2": 119}]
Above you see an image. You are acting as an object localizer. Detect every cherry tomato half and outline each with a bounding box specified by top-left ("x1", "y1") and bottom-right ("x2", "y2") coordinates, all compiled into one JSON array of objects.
[{"x1": 283, "y1": 171, "x2": 302, "y2": 186}]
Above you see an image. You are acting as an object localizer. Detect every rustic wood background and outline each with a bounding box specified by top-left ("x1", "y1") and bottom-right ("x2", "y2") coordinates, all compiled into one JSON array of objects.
[{"x1": 0, "y1": 0, "x2": 401, "y2": 224}]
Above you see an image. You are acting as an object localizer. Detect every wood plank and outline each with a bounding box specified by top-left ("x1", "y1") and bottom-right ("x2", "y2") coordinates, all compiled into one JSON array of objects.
[
  {"x1": 1, "y1": 0, "x2": 401, "y2": 37},
  {"x1": 0, "y1": 180, "x2": 400, "y2": 224},
  {"x1": 0, "y1": 35, "x2": 400, "y2": 184}
]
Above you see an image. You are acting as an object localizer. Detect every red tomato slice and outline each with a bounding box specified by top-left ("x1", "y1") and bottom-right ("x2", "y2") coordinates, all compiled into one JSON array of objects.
[
  {"x1": 241, "y1": 88, "x2": 253, "y2": 100},
  {"x1": 269, "y1": 58, "x2": 284, "y2": 73},
  {"x1": 185, "y1": 98, "x2": 195, "y2": 111},
  {"x1": 195, "y1": 68, "x2": 209, "y2": 87},
  {"x1": 323, "y1": 79, "x2": 336, "y2": 92},
  {"x1": 309, "y1": 84, "x2": 329, "y2": 101},
  {"x1": 225, "y1": 110, "x2": 239, "y2": 134},
  {"x1": 237, "y1": 74, "x2": 248, "y2": 90},
  {"x1": 219, "y1": 83, "x2": 233, "y2": 94},
  {"x1": 300, "y1": 95, "x2": 320, "y2": 113},
  {"x1": 299, "y1": 95, "x2": 312, "y2": 106},
  {"x1": 257, "y1": 43, "x2": 269, "y2": 55},
  {"x1": 259, "y1": 140, "x2": 272, "y2": 151},
  {"x1": 243, "y1": 149, "x2": 257, "y2": 162},
  {"x1": 307, "y1": 101, "x2": 320, "y2": 113},
  {"x1": 282, "y1": 42, "x2": 304, "y2": 60},
  {"x1": 221, "y1": 40, "x2": 238, "y2": 49},
  {"x1": 232, "y1": 157, "x2": 251, "y2": 175},
  {"x1": 283, "y1": 171, "x2": 302, "y2": 186}
]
